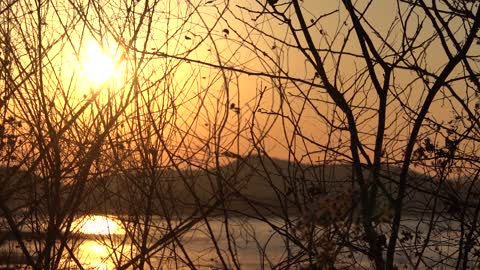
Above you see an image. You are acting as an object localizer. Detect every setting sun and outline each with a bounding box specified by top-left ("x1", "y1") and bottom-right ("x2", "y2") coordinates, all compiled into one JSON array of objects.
[{"x1": 81, "y1": 40, "x2": 122, "y2": 85}]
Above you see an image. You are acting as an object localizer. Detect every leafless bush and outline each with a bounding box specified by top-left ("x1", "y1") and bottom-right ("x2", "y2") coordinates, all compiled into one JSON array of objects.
[{"x1": 1, "y1": 0, "x2": 480, "y2": 269}]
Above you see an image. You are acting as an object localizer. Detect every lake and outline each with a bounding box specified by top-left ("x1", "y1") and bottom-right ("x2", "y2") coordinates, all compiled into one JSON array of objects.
[
  {"x1": 0, "y1": 215, "x2": 477, "y2": 269},
  {"x1": 0, "y1": 215, "x2": 288, "y2": 269}
]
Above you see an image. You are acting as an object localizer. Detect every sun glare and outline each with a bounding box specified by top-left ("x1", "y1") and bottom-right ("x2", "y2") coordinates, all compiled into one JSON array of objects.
[
  {"x1": 81, "y1": 40, "x2": 122, "y2": 85},
  {"x1": 75, "y1": 215, "x2": 123, "y2": 235}
]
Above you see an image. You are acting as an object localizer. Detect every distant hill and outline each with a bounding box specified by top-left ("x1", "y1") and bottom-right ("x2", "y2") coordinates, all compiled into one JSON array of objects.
[
  {"x1": 1, "y1": 158, "x2": 476, "y2": 220},
  {"x1": 81, "y1": 156, "x2": 479, "y2": 218},
  {"x1": 0, "y1": 167, "x2": 38, "y2": 215}
]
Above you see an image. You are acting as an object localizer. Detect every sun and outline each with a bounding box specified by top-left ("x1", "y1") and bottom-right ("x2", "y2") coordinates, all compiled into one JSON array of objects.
[{"x1": 80, "y1": 40, "x2": 122, "y2": 85}]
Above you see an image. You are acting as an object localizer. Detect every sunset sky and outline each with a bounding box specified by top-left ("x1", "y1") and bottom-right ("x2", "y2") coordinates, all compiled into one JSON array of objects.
[{"x1": 6, "y1": 0, "x2": 476, "y2": 162}]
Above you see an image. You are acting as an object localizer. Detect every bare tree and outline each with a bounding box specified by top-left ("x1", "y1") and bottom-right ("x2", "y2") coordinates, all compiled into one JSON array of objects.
[
  {"x1": 216, "y1": 0, "x2": 480, "y2": 269},
  {"x1": 2, "y1": 0, "x2": 480, "y2": 269}
]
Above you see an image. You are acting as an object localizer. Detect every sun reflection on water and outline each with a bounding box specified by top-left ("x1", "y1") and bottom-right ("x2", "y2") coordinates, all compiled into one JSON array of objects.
[
  {"x1": 78, "y1": 240, "x2": 110, "y2": 270},
  {"x1": 71, "y1": 215, "x2": 126, "y2": 269},
  {"x1": 74, "y1": 215, "x2": 124, "y2": 235}
]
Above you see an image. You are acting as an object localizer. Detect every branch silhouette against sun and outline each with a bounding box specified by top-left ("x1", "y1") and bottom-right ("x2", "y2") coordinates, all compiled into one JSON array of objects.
[{"x1": 0, "y1": 0, "x2": 479, "y2": 270}]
